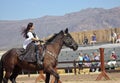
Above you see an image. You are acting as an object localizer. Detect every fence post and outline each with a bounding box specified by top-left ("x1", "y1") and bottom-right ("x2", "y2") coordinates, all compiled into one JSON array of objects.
[
  {"x1": 96, "y1": 48, "x2": 110, "y2": 80},
  {"x1": 67, "y1": 66, "x2": 70, "y2": 74},
  {"x1": 28, "y1": 71, "x2": 30, "y2": 77},
  {"x1": 74, "y1": 60, "x2": 76, "y2": 75},
  {"x1": 22, "y1": 70, "x2": 24, "y2": 75}
]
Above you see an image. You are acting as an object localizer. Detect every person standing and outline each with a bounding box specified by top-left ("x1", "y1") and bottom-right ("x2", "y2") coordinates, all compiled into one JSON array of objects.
[
  {"x1": 90, "y1": 33, "x2": 96, "y2": 45},
  {"x1": 111, "y1": 31, "x2": 117, "y2": 44},
  {"x1": 83, "y1": 36, "x2": 88, "y2": 46},
  {"x1": 116, "y1": 34, "x2": 120, "y2": 43},
  {"x1": 76, "y1": 52, "x2": 84, "y2": 74}
]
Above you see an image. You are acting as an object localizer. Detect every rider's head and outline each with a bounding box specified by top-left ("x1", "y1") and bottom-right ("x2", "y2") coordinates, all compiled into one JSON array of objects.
[
  {"x1": 22, "y1": 22, "x2": 34, "y2": 38},
  {"x1": 27, "y1": 22, "x2": 34, "y2": 31}
]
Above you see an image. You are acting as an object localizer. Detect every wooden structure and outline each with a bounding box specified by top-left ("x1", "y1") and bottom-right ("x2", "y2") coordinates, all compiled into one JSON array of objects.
[
  {"x1": 71, "y1": 27, "x2": 120, "y2": 44},
  {"x1": 96, "y1": 48, "x2": 110, "y2": 80}
]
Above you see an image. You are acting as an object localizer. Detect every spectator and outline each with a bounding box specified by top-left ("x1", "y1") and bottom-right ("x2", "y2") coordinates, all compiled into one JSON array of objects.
[
  {"x1": 90, "y1": 51, "x2": 100, "y2": 72},
  {"x1": 111, "y1": 31, "x2": 117, "y2": 44},
  {"x1": 116, "y1": 34, "x2": 120, "y2": 43},
  {"x1": 83, "y1": 53, "x2": 91, "y2": 67},
  {"x1": 83, "y1": 36, "x2": 88, "y2": 46},
  {"x1": 107, "y1": 51, "x2": 117, "y2": 67},
  {"x1": 76, "y1": 53, "x2": 83, "y2": 74},
  {"x1": 77, "y1": 53, "x2": 83, "y2": 68},
  {"x1": 90, "y1": 33, "x2": 96, "y2": 45}
]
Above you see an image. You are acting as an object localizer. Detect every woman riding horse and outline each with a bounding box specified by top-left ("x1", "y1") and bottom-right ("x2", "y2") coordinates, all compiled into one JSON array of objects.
[
  {"x1": 21, "y1": 22, "x2": 43, "y2": 67},
  {"x1": 0, "y1": 28, "x2": 78, "y2": 83}
]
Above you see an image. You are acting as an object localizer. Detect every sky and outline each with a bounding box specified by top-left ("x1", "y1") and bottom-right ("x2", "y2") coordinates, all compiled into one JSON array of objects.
[{"x1": 0, "y1": 0, "x2": 120, "y2": 20}]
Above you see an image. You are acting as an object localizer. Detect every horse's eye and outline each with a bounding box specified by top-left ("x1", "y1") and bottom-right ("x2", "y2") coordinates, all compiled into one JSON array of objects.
[{"x1": 66, "y1": 37, "x2": 72, "y2": 43}]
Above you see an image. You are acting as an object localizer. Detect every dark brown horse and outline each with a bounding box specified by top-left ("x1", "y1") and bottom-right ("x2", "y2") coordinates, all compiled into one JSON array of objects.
[{"x1": 0, "y1": 28, "x2": 78, "y2": 83}]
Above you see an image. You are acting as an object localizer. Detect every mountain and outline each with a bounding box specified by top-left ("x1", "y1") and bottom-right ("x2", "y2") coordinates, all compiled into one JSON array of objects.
[{"x1": 0, "y1": 7, "x2": 120, "y2": 50}]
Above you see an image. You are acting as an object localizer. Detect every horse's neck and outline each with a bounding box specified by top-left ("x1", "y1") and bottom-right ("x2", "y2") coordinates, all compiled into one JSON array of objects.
[
  {"x1": 53, "y1": 38, "x2": 64, "y2": 55},
  {"x1": 48, "y1": 34, "x2": 64, "y2": 57}
]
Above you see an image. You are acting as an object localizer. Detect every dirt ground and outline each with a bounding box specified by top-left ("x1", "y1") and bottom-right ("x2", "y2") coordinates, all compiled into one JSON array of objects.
[{"x1": 12, "y1": 72, "x2": 120, "y2": 83}]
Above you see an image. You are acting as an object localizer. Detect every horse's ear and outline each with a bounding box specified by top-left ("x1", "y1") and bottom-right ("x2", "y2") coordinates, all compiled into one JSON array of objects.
[
  {"x1": 65, "y1": 28, "x2": 68, "y2": 34},
  {"x1": 60, "y1": 30, "x2": 64, "y2": 34}
]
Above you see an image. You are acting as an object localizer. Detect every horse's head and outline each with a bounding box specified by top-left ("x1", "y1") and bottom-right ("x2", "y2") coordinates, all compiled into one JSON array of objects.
[
  {"x1": 63, "y1": 28, "x2": 78, "y2": 51},
  {"x1": 45, "y1": 28, "x2": 78, "y2": 51}
]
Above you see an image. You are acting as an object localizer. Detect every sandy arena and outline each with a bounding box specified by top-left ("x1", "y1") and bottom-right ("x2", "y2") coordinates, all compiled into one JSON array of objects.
[{"x1": 10, "y1": 72, "x2": 120, "y2": 83}]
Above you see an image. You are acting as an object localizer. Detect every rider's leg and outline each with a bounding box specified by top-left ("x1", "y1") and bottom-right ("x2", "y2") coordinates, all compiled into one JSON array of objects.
[
  {"x1": 35, "y1": 45, "x2": 43, "y2": 65},
  {"x1": 19, "y1": 42, "x2": 35, "y2": 60}
]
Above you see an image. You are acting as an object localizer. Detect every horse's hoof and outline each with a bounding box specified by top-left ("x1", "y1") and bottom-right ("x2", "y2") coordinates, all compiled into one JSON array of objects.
[
  {"x1": 3, "y1": 78, "x2": 8, "y2": 83},
  {"x1": 10, "y1": 78, "x2": 17, "y2": 83}
]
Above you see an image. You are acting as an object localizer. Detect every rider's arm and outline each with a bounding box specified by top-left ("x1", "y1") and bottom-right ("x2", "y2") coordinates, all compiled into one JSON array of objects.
[
  {"x1": 31, "y1": 37, "x2": 39, "y2": 41},
  {"x1": 27, "y1": 32, "x2": 39, "y2": 41}
]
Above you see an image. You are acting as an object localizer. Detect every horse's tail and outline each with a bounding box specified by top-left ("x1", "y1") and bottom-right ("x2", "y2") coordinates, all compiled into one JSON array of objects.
[{"x1": 0, "y1": 59, "x2": 3, "y2": 82}]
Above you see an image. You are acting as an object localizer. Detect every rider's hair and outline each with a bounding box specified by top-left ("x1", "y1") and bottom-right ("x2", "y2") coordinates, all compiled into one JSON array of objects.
[{"x1": 21, "y1": 22, "x2": 33, "y2": 38}]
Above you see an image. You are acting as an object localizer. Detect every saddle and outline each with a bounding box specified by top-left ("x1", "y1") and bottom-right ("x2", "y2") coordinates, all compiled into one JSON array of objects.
[{"x1": 17, "y1": 44, "x2": 45, "y2": 63}]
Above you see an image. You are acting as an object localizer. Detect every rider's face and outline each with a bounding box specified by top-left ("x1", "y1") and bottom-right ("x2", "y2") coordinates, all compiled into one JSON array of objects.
[{"x1": 31, "y1": 26, "x2": 35, "y2": 30}]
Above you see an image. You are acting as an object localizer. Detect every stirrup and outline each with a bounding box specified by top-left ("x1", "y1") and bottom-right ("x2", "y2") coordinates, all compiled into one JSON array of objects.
[
  {"x1": 37, "y1": 61, "x2": 43, "y2": 66},
  {"x1": 37, "y1": 62, "x2": 43, "y2": 69}
]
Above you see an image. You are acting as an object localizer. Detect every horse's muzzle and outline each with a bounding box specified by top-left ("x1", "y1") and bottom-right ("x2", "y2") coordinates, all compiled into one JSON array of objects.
[{"x1": 73, "y1": 44, "x2": 78, "y2": 51}]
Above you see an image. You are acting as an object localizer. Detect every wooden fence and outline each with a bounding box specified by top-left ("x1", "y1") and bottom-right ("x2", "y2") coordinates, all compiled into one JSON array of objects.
[
  {"x1": 71, "y1": 27, "x2": 120, "y2": 44},
  {"x1": 57, "y1": 59, "x2": 120, "y2": 74}
]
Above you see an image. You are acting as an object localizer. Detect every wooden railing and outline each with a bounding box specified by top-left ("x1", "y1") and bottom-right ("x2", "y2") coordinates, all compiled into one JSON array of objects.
[
  {"x1": 58, "y1": 60, "x2": 120, "y2": 73},
  {"x1": 57, "y1": 60, "x2": 100, "y2": 74}
]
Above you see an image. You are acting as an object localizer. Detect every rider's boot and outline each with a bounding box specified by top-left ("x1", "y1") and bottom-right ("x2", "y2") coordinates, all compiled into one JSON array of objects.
[{"x1": 35, "y1": 45, "x2": 43, "y2": 69}]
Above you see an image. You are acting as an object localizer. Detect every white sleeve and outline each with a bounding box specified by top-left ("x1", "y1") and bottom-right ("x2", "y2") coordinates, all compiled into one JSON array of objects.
[{"x1": 27, "y1": 32, "x2": 34, "y2": 39}]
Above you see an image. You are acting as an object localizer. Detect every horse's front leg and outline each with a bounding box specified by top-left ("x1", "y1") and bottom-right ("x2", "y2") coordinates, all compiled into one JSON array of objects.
[
  {"x1": 49, "y1": 68, "x2": 60, "y2": 83},
  {"x1": 45, "y1": 72, "x2": 50, "y2": 83},
  {"x1": 53, "y1": 72, "x2": 59, "y2": 83},
  {"x1": 51, "y1": 67, "x2": 61, "y2": 83}
]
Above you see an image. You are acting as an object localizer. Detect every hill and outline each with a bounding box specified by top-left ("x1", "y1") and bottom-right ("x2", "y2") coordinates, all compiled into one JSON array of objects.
[{"x1": 0, "y1": 7, "x2": 120, "y2": 50}]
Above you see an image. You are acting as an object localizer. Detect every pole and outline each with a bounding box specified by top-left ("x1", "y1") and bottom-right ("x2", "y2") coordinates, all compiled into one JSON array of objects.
[
  {"x1": 74, "y1": 60, "x2": 76, "y2": 75},
  {"x1": 96, "y1": 48, "x2": 110, "y2": 80}
]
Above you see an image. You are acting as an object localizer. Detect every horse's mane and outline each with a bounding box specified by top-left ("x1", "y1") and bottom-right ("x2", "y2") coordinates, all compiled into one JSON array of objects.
[
  {"x1": 45, "y1": 30, "x2": 63, "y2": 44},
  {"x1": 46, "y1": 33, "x2": 58, "y2": 44}
]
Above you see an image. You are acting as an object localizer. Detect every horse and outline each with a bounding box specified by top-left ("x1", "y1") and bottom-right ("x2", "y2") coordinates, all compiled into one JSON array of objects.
[{"x1": 0, "y1": 28, "x2": 78, "y2": 83}]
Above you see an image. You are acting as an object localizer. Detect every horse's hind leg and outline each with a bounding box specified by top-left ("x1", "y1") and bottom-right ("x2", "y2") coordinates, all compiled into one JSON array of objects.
[
  {"x1": 3, "y1": 71, "x2": 11, "y2": 83},
  {"x1": 35, "y1": 70, "x2": 45, "y2": 83},
  {"x1": 10, "y1": 66, "x2": 22, "y2": 83}
]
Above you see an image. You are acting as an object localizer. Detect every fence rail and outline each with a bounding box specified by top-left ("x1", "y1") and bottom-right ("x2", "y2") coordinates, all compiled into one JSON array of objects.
[{"x1": 57, "y1": 60, "x2": 101, "y2": 74}]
